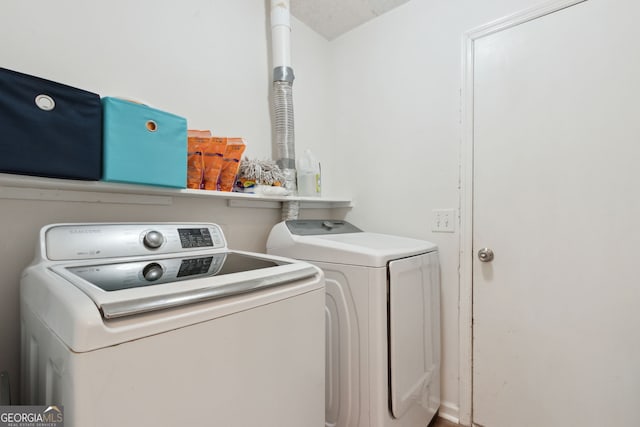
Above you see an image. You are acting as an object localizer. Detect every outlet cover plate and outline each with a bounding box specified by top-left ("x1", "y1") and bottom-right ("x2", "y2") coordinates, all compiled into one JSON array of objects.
[{"x1": 432, "y1": 209, "x2": 456, "y2": 232}]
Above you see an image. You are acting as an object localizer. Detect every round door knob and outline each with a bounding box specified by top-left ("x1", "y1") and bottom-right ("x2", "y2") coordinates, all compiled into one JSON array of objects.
[
  {"x1": 142, "y1": 263, "x2": 163, "y2": 281},
  {"x1": 143, "y1": 230, "x2": 164, "y2": 249},
  {"x1": 478, "y1": 248, "x2": 494, "y2": 262}
]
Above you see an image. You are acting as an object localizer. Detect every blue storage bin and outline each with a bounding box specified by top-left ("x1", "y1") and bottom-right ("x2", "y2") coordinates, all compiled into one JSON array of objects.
[
  {"x1": 102, "y1": 97, "x2": 187, "y2": 188},
  {"x1": 0, "y1": 67, "x2": 102, "y2": 180}
]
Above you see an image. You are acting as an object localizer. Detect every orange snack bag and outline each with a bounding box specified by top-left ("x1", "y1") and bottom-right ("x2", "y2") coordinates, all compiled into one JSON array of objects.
[
  {"x1": 187, "y1": 130, "x2": 211, "y2": 189},
  {"x1": 203, "y1": 137, "x2": 227, "y2": 191},
  {"x1": 218, "y1": 138, "x2": 246, "y2": 191}
]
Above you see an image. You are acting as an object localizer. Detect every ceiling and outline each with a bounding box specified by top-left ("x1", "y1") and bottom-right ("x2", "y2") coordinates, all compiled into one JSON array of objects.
[{"x1": 291, "y1": 0, "x2": 412, "y2": 40}]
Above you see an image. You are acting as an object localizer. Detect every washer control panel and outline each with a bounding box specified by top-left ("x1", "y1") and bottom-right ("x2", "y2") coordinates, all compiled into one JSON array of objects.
[{"x1": 44, "y1": 223, "x2": 226, "y2": 261}]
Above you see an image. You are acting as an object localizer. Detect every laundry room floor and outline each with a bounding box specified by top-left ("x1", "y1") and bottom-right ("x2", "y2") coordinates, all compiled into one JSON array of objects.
[{"x1": 429, "y1": 415, "x2": 459, "y2": 427}]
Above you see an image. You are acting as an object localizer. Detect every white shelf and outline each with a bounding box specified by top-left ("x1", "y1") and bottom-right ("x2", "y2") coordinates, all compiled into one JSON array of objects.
[{"x1": 0, "y1": 173, "x2": 353, "y2": 209}]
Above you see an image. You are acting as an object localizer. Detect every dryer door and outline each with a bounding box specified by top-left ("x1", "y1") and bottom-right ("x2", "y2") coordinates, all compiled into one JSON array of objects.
[{"x1": 388, "y1": 252, "x2": 439, "y2": 418}]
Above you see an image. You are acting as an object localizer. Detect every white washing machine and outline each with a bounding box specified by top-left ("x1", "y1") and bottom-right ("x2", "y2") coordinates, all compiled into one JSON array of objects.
[
  {"x1": 20, "y1": 222, "x2": 325, "y2": 427},
  {"x1": 267, "y1": 220, "x2": 441, "y2": 427}
]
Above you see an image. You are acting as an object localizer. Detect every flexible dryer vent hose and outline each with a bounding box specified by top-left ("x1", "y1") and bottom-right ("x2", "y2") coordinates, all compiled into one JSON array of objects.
[
  {"x1": 273, "y1": 76, "x2": 299, "y2": 220},
  {"x1": 273, "y1": 78, "x2": 296, "y2": 193}
]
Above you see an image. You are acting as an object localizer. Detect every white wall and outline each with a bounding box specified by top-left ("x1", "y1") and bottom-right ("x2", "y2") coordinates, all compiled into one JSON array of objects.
[
  {"x1": 0, "y1": 0, "x2": 335, "y2": 404},
  {"x1": 326, "y1": 0, "x2": 545, "y2": 420},
  {"x1": 0, "y1": 0, "x2": 332, "y2": 160},
  {"x1": 2, "y1": 0, "x2": 263, "y2": 154}
]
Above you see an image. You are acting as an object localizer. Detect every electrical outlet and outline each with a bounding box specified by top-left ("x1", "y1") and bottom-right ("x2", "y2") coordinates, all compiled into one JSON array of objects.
[{"x1": 432, "y1": 209, "x2": 456, "y2": 233}]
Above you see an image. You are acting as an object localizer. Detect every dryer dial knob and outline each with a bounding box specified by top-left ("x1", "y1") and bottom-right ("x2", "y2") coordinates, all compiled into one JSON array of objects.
[
  {"x1": 142, "y1": 263, "x2": 163, "y2": 281},
  {"x1": 143, "y1": 230, "x2": 164, "y2": 249}
]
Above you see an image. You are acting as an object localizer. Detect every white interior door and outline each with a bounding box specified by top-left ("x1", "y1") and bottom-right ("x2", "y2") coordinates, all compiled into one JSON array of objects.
[{"x1": 472, "y1": 1, "x2": 640, "y2": 426}]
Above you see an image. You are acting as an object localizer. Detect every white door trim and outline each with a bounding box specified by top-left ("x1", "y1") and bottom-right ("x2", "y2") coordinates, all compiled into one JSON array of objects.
[{"x1": 458, "y1": 1, "x2": 587, "y2": 425}]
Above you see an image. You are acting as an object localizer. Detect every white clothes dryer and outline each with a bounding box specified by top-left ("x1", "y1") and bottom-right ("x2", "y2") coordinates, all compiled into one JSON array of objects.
[
  {"x1": 21, "y1": 222, "x2": 325, "y2": 427},
  {"x1": 267, "y1": 220, "x2": 441, "y2": 427}
]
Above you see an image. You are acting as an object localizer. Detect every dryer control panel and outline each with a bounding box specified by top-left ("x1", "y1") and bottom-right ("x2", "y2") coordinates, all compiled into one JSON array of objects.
[
  {"x1": 285, "y1": 220, "x2": 363, "y2": 235},
  {"x1": 43, "y1": 223, "x2": 227, "y2": 261}
]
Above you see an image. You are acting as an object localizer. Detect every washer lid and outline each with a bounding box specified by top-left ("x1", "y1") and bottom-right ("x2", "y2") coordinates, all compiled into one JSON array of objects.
[
  {"x1": 50, "y1": 250, "x2": 318, "y2": 319},
  {"x1": 267, "y1": 220, "x2": 437, "y2": 267}
]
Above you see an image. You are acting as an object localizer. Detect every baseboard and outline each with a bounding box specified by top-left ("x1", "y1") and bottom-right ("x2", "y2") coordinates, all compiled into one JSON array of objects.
[{"x1": 438, "y1": 400, "x2": 461, "y2": 424}]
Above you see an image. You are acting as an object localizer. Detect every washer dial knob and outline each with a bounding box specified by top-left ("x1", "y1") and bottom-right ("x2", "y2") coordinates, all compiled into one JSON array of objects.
[
  {"x1": 142, "y1": 263, "x2": 163, "y2": 281},
  {"x1": 143, "y1": 230, "x2": 164, "y2": 249}
]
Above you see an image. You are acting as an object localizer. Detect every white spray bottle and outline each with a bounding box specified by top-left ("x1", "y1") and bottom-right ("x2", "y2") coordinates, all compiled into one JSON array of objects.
[{"x1": 297, "y1": 149, "x2": 321, "y2": 197}]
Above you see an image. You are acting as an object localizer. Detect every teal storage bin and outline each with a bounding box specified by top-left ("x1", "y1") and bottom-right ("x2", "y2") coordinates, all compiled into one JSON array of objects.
[{"x1": 102, "y1": 97, "x2": 187, "y2": 188}]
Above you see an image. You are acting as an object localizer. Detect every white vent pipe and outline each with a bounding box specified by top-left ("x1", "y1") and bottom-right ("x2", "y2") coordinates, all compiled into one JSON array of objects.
[{"x1": 271, "y1": 0, "x2": 292, "y2": 69}]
